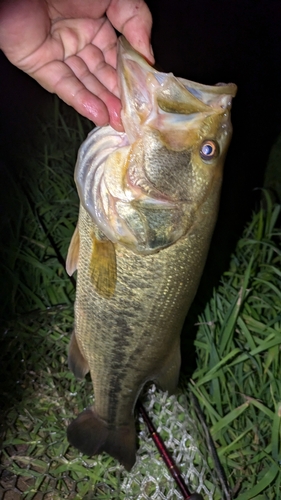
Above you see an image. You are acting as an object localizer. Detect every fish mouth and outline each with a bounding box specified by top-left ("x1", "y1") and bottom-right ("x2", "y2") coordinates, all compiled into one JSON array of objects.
[{"x1": 118, "y1": 36, "x2": 237, "y2": 142}]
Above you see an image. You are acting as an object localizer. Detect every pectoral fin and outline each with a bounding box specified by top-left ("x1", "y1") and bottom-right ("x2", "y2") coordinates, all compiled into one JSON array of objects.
[
  {"x1": 90, "y1": 234, "x2": 117, "y2": 299},
  {"x1": 67, "y1": 407, "x2": 136, "y2": 471},
  {"x1": 66, "y1": 224, "x2": 80, "y2": 276}
]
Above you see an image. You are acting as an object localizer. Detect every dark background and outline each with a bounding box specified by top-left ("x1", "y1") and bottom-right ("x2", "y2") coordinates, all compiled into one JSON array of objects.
[{"x1": 1, "y1": 0, "x2": 281, "y2": 369}]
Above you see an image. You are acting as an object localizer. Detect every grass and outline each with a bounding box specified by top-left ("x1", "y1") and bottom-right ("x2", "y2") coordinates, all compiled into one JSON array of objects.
[
  {"x1": 0, "y1": 97, "x2": 280, "y2": 499},
  {"x1": 190, "y1": 192, "x2": 281, "y2": 498},
  {"x1": 0, "y1": 98, "x2": 88, "y2": 318}
]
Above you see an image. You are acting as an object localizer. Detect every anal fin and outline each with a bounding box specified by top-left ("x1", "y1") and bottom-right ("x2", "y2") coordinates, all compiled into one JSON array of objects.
[
  {"x1": 67, "y1": 407, "x2": 136, "y2": 471},
  {"x1": 68, "y1": 330, "x2": 89, "y2": 379}
]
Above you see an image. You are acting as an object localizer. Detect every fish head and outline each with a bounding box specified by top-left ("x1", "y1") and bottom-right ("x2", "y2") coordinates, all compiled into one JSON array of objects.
[
  {"x1": 118, "y1": 36, "x2": 237, "y2": 208},
  {"x1": 75, "y1": 37, "x2": 237, "y2": 254}
]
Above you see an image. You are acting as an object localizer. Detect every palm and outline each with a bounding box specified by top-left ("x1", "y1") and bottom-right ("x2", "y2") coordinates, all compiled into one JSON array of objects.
[{"x1": 0, "y1": 0, "x2": 153, "y2": 129}]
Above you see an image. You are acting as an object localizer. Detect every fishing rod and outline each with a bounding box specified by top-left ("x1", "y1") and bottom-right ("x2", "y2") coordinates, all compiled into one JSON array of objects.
[{"x1": 137, "y1": 401, "x2": 204, "y2": 500}]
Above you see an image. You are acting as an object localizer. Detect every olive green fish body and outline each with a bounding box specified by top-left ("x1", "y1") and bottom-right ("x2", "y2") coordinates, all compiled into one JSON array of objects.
[
  {"x1": 76, "y1": 187, "x2": 218, "y2": 413},
  {"x1": 66, "y1": 36, "x2": 237, "y2": 470}
]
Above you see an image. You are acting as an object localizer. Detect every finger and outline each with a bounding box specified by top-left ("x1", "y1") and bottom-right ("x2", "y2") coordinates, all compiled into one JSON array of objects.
[
  {"x1": 65, "y1": 54, "x2": 123, "y2": 129},
  {"x1": 32, "y1": 60, "x2": 123, "y2": 130},
  {"x1": 107, "y1": 0, "x2": 154, "y2": 64},
  {"x1": 47, "y1": 0, "x2": 111, "y2": 20},
  {"x1": 77, "y1": 44, "x2": 120, "y2": 97},
  {"x1": 87, "y1": 17, "x2": 119, "y2": 70}
]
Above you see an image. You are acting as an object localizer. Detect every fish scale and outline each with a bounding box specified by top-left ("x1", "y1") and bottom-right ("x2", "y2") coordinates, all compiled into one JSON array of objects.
[
  {"x1": 66, "y1": 36, "x2": 236, "y2": 470},
  {"x1": 72, "y1": 193, "x2": 218, "y2": 444}
]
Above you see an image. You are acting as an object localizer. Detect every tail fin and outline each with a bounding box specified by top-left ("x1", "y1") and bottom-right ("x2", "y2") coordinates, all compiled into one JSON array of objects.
[{"x1": 67, "y1": 407, "x2": 137, "y2": 471}]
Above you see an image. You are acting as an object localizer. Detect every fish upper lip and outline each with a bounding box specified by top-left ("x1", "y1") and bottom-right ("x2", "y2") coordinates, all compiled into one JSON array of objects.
[
  {"x1": 178, "y1": 77, "x2": 237, "y2": 97},
  {"x1": 118, "y1": 35, "x2": 237, "y2": 109}
]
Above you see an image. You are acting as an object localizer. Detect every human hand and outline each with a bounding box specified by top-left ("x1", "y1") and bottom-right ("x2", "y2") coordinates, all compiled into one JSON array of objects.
[{"x1": 0, "y1": 0, "x2": 154, "y2": 130}]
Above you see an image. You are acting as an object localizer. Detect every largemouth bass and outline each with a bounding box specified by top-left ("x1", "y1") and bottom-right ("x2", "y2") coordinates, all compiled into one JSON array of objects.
[{"x1": 66, "y1": 36, "x2": 237, "y2": 471}]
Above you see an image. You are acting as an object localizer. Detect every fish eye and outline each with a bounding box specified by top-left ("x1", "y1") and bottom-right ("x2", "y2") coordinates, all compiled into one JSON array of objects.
[{"x1": 200, "y1": 140, "x2": 219, "y2": 161}]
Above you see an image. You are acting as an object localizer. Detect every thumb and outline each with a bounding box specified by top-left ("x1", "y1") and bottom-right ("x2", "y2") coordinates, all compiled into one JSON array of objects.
[{"x1": 107, "y1": 0, "x2": 154, "y2": 64}]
